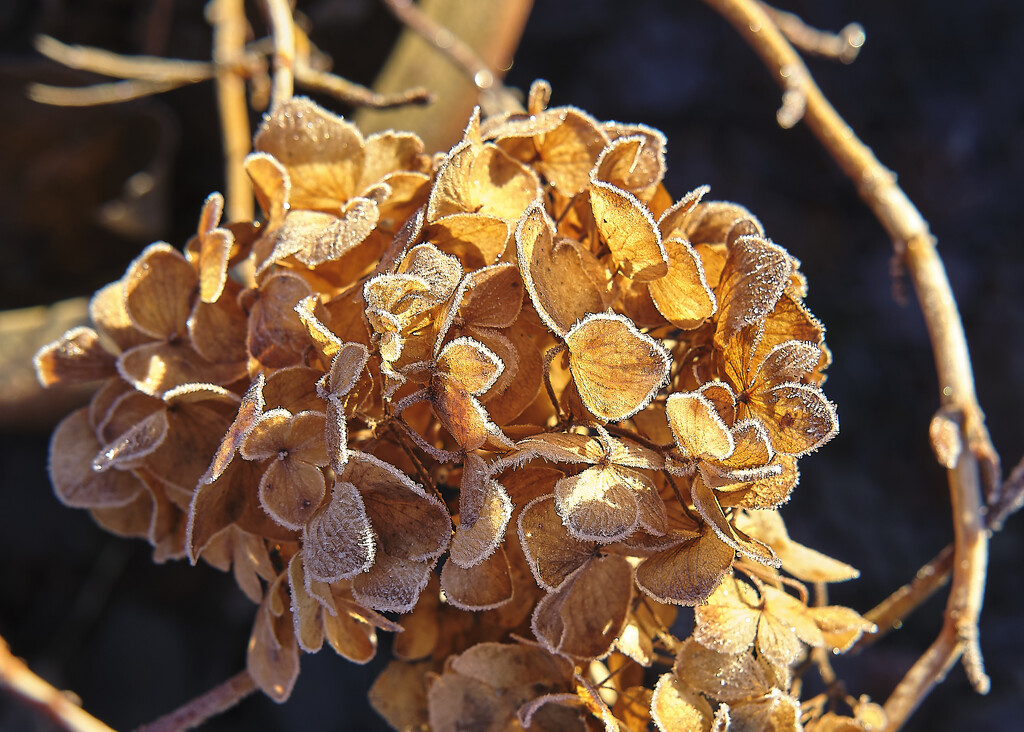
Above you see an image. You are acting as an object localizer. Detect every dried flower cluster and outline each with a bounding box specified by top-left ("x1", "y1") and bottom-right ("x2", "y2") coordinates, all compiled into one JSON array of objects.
[{"x1": 37, "y1": 81, "x2": 880, "y2": 731}]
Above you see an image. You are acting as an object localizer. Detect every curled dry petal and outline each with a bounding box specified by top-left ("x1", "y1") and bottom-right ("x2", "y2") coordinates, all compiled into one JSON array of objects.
[
  {"x1": 451, "y1": 459, "x2": 512, "y2": 568},
  {"x1": 201, "y1": 374, "x2": 265, "y2": 485},
  {"x1": 564, "y1": 313, "x2": 670, "y2": 422},
  {"x1": 691, "y1": 476, "x2": 779, "y2": 567},
  {"x1": 35, "y1": 327, "x2": 116, "y2": 387}
]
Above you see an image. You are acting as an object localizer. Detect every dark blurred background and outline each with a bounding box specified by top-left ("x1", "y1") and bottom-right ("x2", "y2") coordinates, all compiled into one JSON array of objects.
[{"x1": 1, "y1": 0, "x2": 1022, "y2": 730}]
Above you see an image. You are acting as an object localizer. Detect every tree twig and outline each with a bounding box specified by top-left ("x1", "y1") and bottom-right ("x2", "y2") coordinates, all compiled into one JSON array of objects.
[
  {"x1": 208, "y1": 0, "x2": 254, "y2": 222},
  {"x1": 134, "y1": 670, "x2": 256, "y2": 732},
  {"x1": 0, "y1": 636, "x2": 116, "y2": 732},
  {"x1": 700, "y1": 0, "x2": 994, "y2": 728},
  {"x1": 760, "y1": 5, "x2": 865, "y2": 64}
]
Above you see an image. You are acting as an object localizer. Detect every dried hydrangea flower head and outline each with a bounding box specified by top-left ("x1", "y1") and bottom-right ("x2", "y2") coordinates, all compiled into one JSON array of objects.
[{"x1": 36, "y1": 81, "x2": 875, "y2": 731}]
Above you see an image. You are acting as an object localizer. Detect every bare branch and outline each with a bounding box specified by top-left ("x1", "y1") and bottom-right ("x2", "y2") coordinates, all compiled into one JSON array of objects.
[
  {"x1": 261, "y1": 0, "x2": 296, "y2": 110},
  {"x1": 208, "y1": 0, "x2": 254, "y2": 222},
  {"x1": 28, "y1": 78, "x2": 188, "y2": 106}
]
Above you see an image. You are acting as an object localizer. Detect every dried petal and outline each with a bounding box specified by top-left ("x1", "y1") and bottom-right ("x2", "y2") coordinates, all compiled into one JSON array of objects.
[
  {"x1": 589, "y1": 180, "x2": 667, "y2": 281},
  {"x1": 531, "y1": 554, "x2": 632, "y2": 660},
  {"x1": 518, "y1": 494, "x2": 596, "y2": 591},
  {"x1": 635, "y1": 528, "x2": 734, "y2": 605},
  {"x1": 565, "y1": 313, "x2": 670, "y2": 422},
  {"x1": 49, "y1": 409, "x2": 144, "y2": 508},
  {"x1": 667, "y1": 391, "x2": 734, "y2": 461},
  {"x1": 35, "y1": 327, "x2": 116, "y2": 387},
  {"x1": 351, "y1": 551, "x2": 432, "y2": 613},
  {"x1": 651, "y1": 674, "x2": 712, "y2": 732},
  {"x1": 303, "y1": 481, "x2": 375, "y2": 582},
  {"x1": 441, "y1": 547, "x2": 514, "y2": 611},
  {"x1": 123, "y1": 243, "x2": 197, "y2": 340},
  {"x1": 516, "y1": 204, "x2": 606, "y2": 335}
]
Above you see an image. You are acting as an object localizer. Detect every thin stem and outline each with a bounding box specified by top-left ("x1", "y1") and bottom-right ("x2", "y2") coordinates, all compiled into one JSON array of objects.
[
  {"x1": 261, "y1": 0, "x2": 295, "y2": 110},
  {"x1": 701, "y1": 0, "x2": 993, "y2": 724},
  {"x1": 0, "y1": 636, "x2": 116, "y2": 732},
  {"x1": 208, "y1": 0, "x2": 254, "y2": 222},
  {"x1": 852, "y1": 544, "x2": 954, "y2": 653},
  {"x1": 28, "y1": 79, "x2": 186, "y2": 106},
  {"x1": 134, "y1": 670, "x2": 256, "y2": 732},
  {"x1": 34, "y1": 34, "x2": 212, "y2": 82},
  {"x1": 294, "y1": 63, "x2": 433, "y2": 109}
]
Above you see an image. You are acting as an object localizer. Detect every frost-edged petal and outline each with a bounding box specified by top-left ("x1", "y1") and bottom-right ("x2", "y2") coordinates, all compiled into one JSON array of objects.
[
  {"x1": 635, "y1": 529, "x2": 734, "y2": 606},
  {"x1": 589, "y1": 180, "x2": 667, "y2": 281},
  {"x1": 565, "y1": 313, "x2": 670, "y2": 422},
  {"x1": 35, "y1": 327, "x2": 116, "y2": 387},
  {"x1": 49, "y1": 409, "x2": 144, "y2": 508},
  {"x1": 303, "y1": 480, "x2": 375, "y2": 582}
]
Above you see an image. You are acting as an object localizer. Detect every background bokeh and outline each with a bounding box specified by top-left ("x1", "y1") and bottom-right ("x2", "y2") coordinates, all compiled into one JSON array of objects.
[{"x1": 1, "y1": 1, "x2": 1021, "y2": 730}]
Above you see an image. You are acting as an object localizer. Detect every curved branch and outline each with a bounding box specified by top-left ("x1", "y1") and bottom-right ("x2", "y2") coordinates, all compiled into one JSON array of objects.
[
  {"x1": 0, "y1": 637, "x2": 116, "y2": 732},
  {"x1": 700, "y1": 1, "x2": 993, "y2": 728}
]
